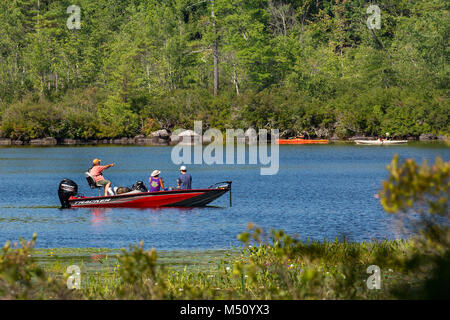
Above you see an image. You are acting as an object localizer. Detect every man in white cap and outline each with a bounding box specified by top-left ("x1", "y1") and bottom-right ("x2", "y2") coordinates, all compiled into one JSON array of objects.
[{"x1": 177, "y1": 165, "x2": 192, "y2": 189}]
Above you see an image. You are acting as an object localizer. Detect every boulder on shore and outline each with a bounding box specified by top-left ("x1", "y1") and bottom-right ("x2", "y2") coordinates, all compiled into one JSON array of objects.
[
  {"x1": 314, "y1": 128, "x2": 330, "y2": 139},
  {"x1": 329, "y1": 133, "x2": 340, "y2": 141},
  {"x1": 170, "y1": 130, "x2": 201, "y2": 144},
  {"x1": 62, "y1": 138, "x2": 80, "y2": 145},
  {"x1": 178, "y1": 130, "x2": 199, "y2": 137},
  {"x1": 111, "y1": 137, "x2": 133, "y2": 145},
  {"x1": 348, "y1": 136, "x2": 374, "y2": 141},
  {"x1": 134, "y1": 135, "x2": 145, "y2": 145},
  {"x1": 151, "y1": 129, "x2": 170, "y2": 139},
  {"x1": 419, "y1": 133, "x2": 437, "y2": 141},
  {"x1": 0, "y1": 138, "x2": 12, "y2": 145},
  {"x1": 169, "y1": 135, "x2": 180, "y2": 143},
  {"x1": 44, "y1": 137, "x2": 57, "y2": 145},
  {"x1": 138, "y1": 137, "x2": 169, "y2": 145},
  {"x1": 245, "y1": 128, "x2": 258, "y2": 144},
  {"x1": 30, "y1": 137, "x2": 57, "y2": 145}
]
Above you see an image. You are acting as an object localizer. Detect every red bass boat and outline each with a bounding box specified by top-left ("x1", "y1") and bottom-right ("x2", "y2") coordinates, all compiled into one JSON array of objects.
[{"x1": 58, "y1": 179, "x2": 232, "y2": 209}]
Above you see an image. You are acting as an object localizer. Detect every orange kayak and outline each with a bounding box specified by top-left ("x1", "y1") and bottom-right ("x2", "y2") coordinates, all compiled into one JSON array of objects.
[{"x1": 277, "y1": 138, "x2": 329, "y2": 145}]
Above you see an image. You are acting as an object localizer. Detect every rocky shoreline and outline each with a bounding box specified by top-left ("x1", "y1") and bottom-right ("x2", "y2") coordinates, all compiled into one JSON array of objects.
[
  {"x1": 0, "y1": 135, "x2": 172, "y2": 146},
  {"x1": 0, "y1": 131, "x2": 448, "y2": 146}
]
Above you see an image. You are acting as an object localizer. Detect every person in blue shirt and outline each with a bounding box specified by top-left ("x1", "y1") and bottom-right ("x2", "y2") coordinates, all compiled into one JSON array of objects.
[{"x1": 177, "y1": 165, "x2": 192, "y2": 189}]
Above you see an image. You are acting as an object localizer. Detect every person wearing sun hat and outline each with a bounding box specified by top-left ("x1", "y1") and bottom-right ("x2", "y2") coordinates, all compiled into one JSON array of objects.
[
  {"x1": 149, "y1": 169, "x2": 164, "y2": 192},
  {"x1": 89, "y1": 159, "x2": 115, "y2": 196},
  {"x1": 177, "y1": 165, "x2": 192, "y2": 189}
]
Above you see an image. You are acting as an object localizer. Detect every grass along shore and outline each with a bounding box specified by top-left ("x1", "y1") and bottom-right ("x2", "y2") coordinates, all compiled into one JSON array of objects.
[
  {"x1": 7, "y1": 236, "x2": 423, "y2": 299},
  {"x1": 1, "y1": 226, "x2": 448, "y2": 299}
]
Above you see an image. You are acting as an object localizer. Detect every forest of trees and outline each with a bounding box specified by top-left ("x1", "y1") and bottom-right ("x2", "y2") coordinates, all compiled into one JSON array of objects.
[{"x1": 0, "y1": 0, "x2": 448, "y2": 141}]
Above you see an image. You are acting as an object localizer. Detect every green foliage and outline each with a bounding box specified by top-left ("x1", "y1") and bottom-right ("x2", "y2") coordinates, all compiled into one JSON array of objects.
[
  {"x1": 2, "y1": 226, "x2": 448, "y2": 299},
  {"x1": 379, "y1": 155, "x2": 450, "y2": 299},
  {"x1": 0, "y1": 233, "x2": 76, "y2": 299},
  {"x1": 233, "y1": 223, "x2": 406, "y2": 299},
  {"x1": 4, "y1": 234, "x2": 412, "y2": 300},
  {"x1": 0, "y1": 88, "x2": 102, "y2": 140},
  {"x1": 381, "y1": 155, "x2": 449, "y2": 215},
  {"x1": 115, "y1": 241, "x2": 167, "y2": 299},
  {"x1": 0, "y1": 0, "x2": 448, "y2": 139},
  {"x1": 98, "y1": 93, "x2": 140, "y2": 138}
]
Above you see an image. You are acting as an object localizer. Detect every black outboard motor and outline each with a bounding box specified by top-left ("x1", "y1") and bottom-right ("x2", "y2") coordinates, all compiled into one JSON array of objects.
[{"x1": 58, "y1": 179, "x2": 78, "y2": 209}]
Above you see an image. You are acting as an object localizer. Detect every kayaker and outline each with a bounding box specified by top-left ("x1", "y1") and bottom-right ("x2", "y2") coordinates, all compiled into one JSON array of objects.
[
  {"x1": 177, "y1": 165, "x2": 192, "y2": 189},
  {"x1": 149, "y1": 170, "x2": 164, "y2": 192},
  {"x1": 89, "y1": 159, "x2": 114, "y2": 196},
  {"x1": 385, "y1": 132, "x2": 390, "y2": 140}
]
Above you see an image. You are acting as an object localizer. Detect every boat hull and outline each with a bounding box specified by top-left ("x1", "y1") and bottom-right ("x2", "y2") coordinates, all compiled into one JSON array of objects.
[
  {"x1": 277, "y1": 139, "x2": 329, "y2": 145},
  {"x1": 68, "y1": 187, "x2": 230, "y2": 208},
  {"x1": 354, "y1": 140, "x2": 408, "y2": 145}
]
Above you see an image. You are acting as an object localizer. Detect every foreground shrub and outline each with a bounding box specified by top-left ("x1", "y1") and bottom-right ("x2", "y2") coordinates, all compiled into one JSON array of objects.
[
  {"x1": 0, "y1": 234, "x2": 77, "y2": 300},
  {"x1": 379, "y1": 155, "x2": 450, "y2": 299}
]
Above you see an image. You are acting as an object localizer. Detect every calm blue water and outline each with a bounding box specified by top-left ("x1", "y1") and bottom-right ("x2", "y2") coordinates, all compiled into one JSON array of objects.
[{"x1": 0, "y1": 143, "x2": 448, "y2": 249}]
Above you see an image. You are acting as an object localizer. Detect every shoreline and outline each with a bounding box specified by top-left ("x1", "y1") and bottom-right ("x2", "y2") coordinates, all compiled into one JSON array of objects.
[
  {"x1": 0, "y1": 136, "x2": 448, "y2": 147},
  {"x1": 4, "y1": 235, "x2": 441, "y2": 299}
]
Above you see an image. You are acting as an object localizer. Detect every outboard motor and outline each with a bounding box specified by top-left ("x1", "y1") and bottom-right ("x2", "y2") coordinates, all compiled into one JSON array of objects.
[{"x1": 58, "y1": 179, "x2": 78, "y2": 209}]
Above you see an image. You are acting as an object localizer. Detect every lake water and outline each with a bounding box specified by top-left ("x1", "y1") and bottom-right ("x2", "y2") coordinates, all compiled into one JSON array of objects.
[{"x1": 0, "y1": 142, "x2": 448, "y2": 249}]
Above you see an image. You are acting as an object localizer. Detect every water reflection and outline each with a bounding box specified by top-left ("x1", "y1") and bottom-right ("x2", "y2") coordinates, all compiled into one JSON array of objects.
[{"x1": 90, "y1": 208, "x2": 110, "y2": 229}]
